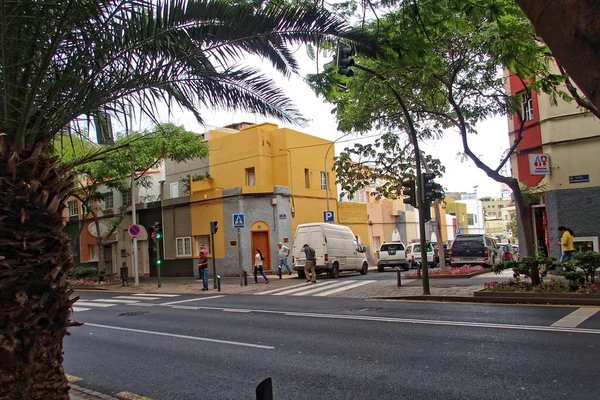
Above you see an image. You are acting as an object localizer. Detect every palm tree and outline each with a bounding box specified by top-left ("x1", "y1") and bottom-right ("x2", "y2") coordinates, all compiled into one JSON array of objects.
[{"x1": 0, "y1": 1, "x2": 370, "y2": 398}]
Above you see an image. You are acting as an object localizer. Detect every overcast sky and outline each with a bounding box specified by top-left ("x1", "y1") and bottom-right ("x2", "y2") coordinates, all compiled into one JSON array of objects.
[{"x1": 133, "y1": 50, "x2": 510, "y2": 198}]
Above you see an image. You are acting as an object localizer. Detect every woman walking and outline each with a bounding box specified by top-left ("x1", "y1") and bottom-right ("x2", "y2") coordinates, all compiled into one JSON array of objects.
[{"x1": 254, "y1": 248, "x2": 270, "y2": 284}]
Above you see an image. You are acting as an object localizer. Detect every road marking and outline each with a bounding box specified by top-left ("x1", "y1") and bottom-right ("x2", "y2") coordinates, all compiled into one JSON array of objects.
[
  {"x1": 159, "y1": 295, "x2": 226, "y2": 306},
  {"x1": 113, "y1": 296, "x2": 161, "y2": 301},
  {"x1": 65, "y1": 374, "x2": 82, "y2": 383},
  {"x1": 255, "y1": 281, "x2": 312, "y2": 295},
  {"x1": 116, "y1": 391, "x2": 153, "y2": 400},
  {"x1": 85, "y1": 323, "x2": 274, "y2": 349},
  {"x1": 273, "y1": 281, "x2": 336, "y2": 296},
  {"x1": 72, "y1": 307, "x2": 91, "y2": 312},
  {"x1": 292, "y1": 280, "x2": 357, "y2": 296},
  {"x1": 222, "y1": 309, "x2": 251, "y2": 313},
  {"x1": 170, "y1": 305, "x2": 202, "y2": 310},
  {"x1": 132, "y1": 293, "x2": 180, "y2": 297},
  {"x1": 92, "y1": 299, "x2": 140, "y2": 304},
  {"x1": 551, "y1": 307, "x2": 600, "y2": 328},
  {"x1": 314, "y1": 280, "x2": 375, "y2": 296},
  {"x1": 74, "y1": 301, "x2": 116, "y2": 308}
]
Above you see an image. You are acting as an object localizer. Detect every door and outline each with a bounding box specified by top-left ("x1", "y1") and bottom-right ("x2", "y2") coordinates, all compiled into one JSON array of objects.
[
  {"x1": 251, "y1": 231, "x2": 270, "y2": 271},
  {"x1": 103, "y1": 245, "x2": 113, "y2": 271},
  {"x1": 308, "y1": 226, "x2": 326, "y2": 266}
]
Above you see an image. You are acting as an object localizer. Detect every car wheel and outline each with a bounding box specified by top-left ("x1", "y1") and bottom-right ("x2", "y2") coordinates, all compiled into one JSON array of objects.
[
  {"x1": 377, "y1": 265, "x2": 384, "y2": 273},
  {"x1": 329, "y1": 263, "x2": 340, "y2": 278},
  {"x1": 360, "y1": 263, "x2": 368, "y2": 275},
  {"x1": 297, "y1": 270, "x2": 306, "y2": 279}
]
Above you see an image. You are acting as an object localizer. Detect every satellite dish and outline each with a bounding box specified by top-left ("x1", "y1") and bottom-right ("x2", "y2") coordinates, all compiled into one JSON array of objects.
[{"x1": 88, "y1": 221, "x2": 110, "y2": 238}]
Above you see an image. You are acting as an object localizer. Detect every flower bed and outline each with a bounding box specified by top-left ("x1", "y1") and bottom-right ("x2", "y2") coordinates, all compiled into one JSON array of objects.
[
  {"x1": 483, "y1": 279, "x2": 600, "y2": 294},
  {"x1": 68, "y1": 276, "x2": 121, "y2": 286},
  {"x1": 405, "y1": 265, "x2": 485, "y2": 279}
]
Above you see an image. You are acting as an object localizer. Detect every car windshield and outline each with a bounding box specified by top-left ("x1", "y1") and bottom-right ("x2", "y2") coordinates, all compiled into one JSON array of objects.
[
  {"x1": 381, "y1": 243, "x2": 403, "y2": 251},
  {"x1": 452, "y1": 236, "x2": 484, "y2": 249}
]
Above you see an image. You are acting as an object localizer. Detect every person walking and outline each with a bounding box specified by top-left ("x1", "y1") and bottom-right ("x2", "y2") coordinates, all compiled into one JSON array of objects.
[
  {"x1": 277, "y1": 242, "x2": 292, "y2": 275},
  {"x1": 558, "y1": 226, "x2": 575, "y2": 263},
  {"x1": 197, "y1": 247, "x2": 209, "y2": 291},
  {"x1": 302, "y1": 243, "x2": 317, "y2": 283},
  {"x1": 253, "y1": 248, "x2": 269, "y2": 284}
]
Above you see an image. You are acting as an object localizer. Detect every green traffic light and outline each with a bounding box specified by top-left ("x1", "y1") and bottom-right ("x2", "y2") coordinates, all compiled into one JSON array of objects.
[
  {"x1": 156, "y1": 232, "x2": 162, "y2": 239},
  {"x1": 157, "y1": 259, "x2": 162, "y2": 265}
]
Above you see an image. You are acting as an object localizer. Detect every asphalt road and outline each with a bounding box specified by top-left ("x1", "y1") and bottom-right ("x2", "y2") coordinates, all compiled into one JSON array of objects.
[{"x1": 64, "y1": 292, "x2": 600, "y2": 400}]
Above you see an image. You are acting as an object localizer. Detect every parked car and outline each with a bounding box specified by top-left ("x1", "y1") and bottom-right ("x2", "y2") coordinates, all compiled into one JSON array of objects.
[
  {"x1": 496, "y1": 243, "x2": 514, "y2": 262},
  {"x1": 432, "y1": 242, "x2": 452, "y2": 266},
  {"x1": 377, "y1": 242, "x2": 410, "y2": 272},
  {"x1": 449, "y1": 234, "x2": 498, "y2": 267},
  {"x1": 406, "y1": 242, "x2": 436, "y2": 268},
  {"x1": 293, "y1": 223, "x2": 369, "y2": 279}
]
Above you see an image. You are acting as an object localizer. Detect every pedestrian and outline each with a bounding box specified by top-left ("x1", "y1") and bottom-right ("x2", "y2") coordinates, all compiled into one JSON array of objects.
[
  {"x1": 277, "y1": 242, "x2": 292, "y2": 275},
  {"x1": 253, "y1": 248, "x2": 269, "y2": 284},
  {"x1": 558, "y1": 226, "x2": 575, "y2": 263},
  {"x1": 197, "y1": 248, "x2": 209, "y2": 291},
  {"x1": 302, "y1": 243, "x2": 317, "y2": 283}
]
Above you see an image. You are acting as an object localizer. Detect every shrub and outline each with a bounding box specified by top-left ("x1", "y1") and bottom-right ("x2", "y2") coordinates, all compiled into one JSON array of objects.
[
  {"x1": 564, "y1": 251, "x2": 600, "y2": 283},
  {"x1": 492, "y1": 257, "x2": 557, "y2": 282},
  {"x1": 74, "y1": 266, "x2": 98, "y2": 279}
]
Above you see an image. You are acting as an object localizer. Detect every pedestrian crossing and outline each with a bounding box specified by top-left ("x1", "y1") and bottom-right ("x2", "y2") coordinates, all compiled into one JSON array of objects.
[
  {"x1": 72, "y1": 293, "x2": 183, "y2": 313},
  {"x1": 254, "y1": 279, "x2": 376, "y2": 297}
]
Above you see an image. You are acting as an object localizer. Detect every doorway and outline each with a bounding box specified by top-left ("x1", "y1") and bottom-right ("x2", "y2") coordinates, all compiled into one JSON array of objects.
[{"x1": 251, "y1": 231, "x2": 271, "y2": 272}]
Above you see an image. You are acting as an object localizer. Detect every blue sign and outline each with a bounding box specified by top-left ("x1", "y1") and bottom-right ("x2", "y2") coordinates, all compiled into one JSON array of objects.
[
  {"x1": 323, "y1": 211, "x2": 335, "y2": 222},
  {"x1": 232, "y1": 213, "x2": 245, "y2": 228},
  {"x1": 128, "y1": 224, "x2": 142, "y2": 237},
  {"x1": 456, "y1": 228, "x2": 462, "y2": 235},
  {"x1": 569, "y1": 174, "x2": 590, "y2": 184},
  {"x1": 279, "y1": 213, "x2": 287, "y2": 220}
]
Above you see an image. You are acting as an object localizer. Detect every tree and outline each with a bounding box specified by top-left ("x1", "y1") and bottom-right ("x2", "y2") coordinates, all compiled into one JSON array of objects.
[
  {"x1": 0, "y1": 1, "x2": 371, "y2": 397},
  {"x1": 308, "y1": 0, "x2": 568, "y2": 284},
  {"x1": 60, "y1": 123, "x2": 208, "y2": 273},
  {"x1": 513, "y1": 0, "x2": 600, "y2": 114}
]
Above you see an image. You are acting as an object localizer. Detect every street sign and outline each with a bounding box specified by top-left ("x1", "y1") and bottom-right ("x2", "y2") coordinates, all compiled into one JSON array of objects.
[
  {"x1": 323, "y1": 211, "x2": 334, "y2": 222},
  {"x1": 569, "y1": 174, "x2": 589, "y2": 184},
  {"x1": 128, "y1": 224, "x2": 142, "y2": 237},
  {"x1": 528, "y1": 153, "x2": 550, "y2": 175},
  {"x1": 279, "y1": 213, "x2": 287, "y2": 219},
  {"x1": 232, "y1": 213, "x2": 245, "y2": 228},
  {"x1": 456, "y1": 228, "x2": 462, "y2": 234}
]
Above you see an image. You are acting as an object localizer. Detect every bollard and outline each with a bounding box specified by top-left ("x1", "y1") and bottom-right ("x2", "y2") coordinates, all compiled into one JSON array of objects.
[
  {"x1": 417, "y1": 261, "x2": 422, "y2": 279},
  {"x1": 256, "y1": 377, "x2": 273, "y2": 400},
  {"x1": 396, "y1": 267, "x2": 402, "y2": 287},
  {"x1": 243, "y1": 270, "x2": 248, "y2": 286},
  {"x1": 217, "y1": 275, "x2": 221, "y2": 292}
]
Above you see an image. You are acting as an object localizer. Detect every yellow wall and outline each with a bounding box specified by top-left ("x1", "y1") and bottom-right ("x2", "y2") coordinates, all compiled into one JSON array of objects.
[
  {"x1": 190, "y1": 197, "x2": 224, "y2": 258},
  {"x1": 445, "y1": 197, "x2": 468, "y2": 233},
  {"x1": 337, "y1": 202, "x2": 369, "y2": 245}
]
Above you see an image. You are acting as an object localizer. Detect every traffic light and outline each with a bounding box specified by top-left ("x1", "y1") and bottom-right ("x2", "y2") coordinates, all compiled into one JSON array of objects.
[
  {"x1": 423, "y1": 173, "x2": 444, "y2": 201},
  {"x1": 156, "y1": 258, "x2": 162, "y2": 266},
  {"x1": 154, "y1": 222, "x2": 163, "y2": 240},
  {"x1": 422, "y1": 203, "x2": 432, "y2": 222},
  {"x1": 210, "y1": 220, "x2": 218, "y2": 234},
  {"x1": 402, "y1": 179, "x2": 417, "y2": 207},
  {"x1": 336, "y1": 42, "x2": 355, "y2": 77}
]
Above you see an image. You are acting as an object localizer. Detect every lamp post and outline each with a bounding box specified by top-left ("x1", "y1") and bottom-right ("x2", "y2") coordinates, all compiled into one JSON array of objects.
[{"x1": 325, "y1": 132, "x2": 355, "y2": 218}]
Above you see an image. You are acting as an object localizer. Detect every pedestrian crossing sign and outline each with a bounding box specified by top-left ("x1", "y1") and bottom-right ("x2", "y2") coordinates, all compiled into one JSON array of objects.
[{"x1": 233, "y1": 213, "x2": 245, "y2": 228}]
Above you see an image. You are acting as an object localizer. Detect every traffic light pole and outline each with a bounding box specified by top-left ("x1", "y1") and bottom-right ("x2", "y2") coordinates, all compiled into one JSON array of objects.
[{"x1": 210, "y1": 231, "x2": 217, "y2": 289}]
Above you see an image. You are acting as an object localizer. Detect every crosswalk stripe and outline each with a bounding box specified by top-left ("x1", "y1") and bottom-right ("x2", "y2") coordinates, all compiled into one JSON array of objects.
[
  {"x1": 314, "y1": 280, "x2": 375, "y2": 297},
  {"x1": 255, "y1": 281, "x2": 312, "y2": 295},
  {"x1": 292, "y1": 280, "x2": 357, "y2": 296},
  {"x1": 159, "y1": 295, "x2": 226, "y2": 306},
  {"x1": 114, "y1": 296, "x2": 161, "y2": 301},
  {"x1": 75, "y1": 301, "x2": 116, "y2": 308},
  {"x1": 132, "y1": 293, "x2": 180, "y2": 297},
  {"x1": 273, "y1": 281, "x2": 335, "y2": 296},
  {"x1": 92, "y1": 299, "x2": 139, "y2": 304},
  {"x1": 72, "y1": 307, "x2": 90, "y2": 312}
]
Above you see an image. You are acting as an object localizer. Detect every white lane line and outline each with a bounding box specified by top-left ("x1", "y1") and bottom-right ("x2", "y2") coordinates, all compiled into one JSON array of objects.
[
  {"x1": 255, "y1": 282, "x2": 312, "y2": 295},
  {"x1": 170, "y1": 305, "x2": 201, "y2": 310},
  {"x1": 159, "y1": 295, "x2": 226, "y2": 306},
  {"x1": 274, "y1": 281, "x2": 336, "y2": 296},
  {"x1": 113, "y1": 296, "x2": 161, "y2": 301},
  {"x1": 292, "y1": 280, "x2": 357, "y2": 296},
  {"x1": 72, "y1": 307, "x2": 90, "y2": 312},
  {"x1": 314, "y1": 280, "x2": 375, "y2": 297},
  {"x1": 551, "y1": 307, "x2": 600, "y2": 328},
  {"x1": 132, "y1": 303, "x2": 155, "y2": 307},
  {"x1": 223, "y1": 309, "x2": 252, "y2": 313},
  {"x1": 74, "y1": 301, "x2": 116, "y2": 308},
  {"x1": 92, "y1": 299, "x2": 139, "y2": 304},
  {"x1": 84, "y1": 323, "x2": 274, "y2": 349},
  {"x1": 132, "y1": 293, "x2": 180, "y2": 297}
]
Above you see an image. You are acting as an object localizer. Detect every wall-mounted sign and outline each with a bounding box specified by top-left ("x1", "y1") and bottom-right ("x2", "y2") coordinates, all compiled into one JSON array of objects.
[
  {"x1": 528, "y1": 153, "x2": 550, "y2": 175},
  {"x1": 569, "y1": 174, "x2": 590, "y2": 184},
  {"x1": 279, "y1": 213, "x2": 287, "y2": 219}
]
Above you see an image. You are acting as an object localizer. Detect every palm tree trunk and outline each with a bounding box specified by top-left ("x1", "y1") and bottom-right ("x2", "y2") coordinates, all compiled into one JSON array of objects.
[{"x1": 0, "y1": 139, "x2": 74, "y2": 399}]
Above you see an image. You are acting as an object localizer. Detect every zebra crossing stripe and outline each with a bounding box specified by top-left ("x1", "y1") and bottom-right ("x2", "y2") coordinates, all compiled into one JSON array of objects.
[
  {"x1": 132, "y1": 293, "x2": 180, "y2": 297},
  {"x1": 114, "y1": 296, "x2": 162, "y2": 301},
  {"x1": 292, "y1": 280, "x2": 357, "y2": 296},
  {"x1": 74, "y1": 301, "x2": 116, "y2": 308},
  {"x1": 314, "y1": 280, "x2": 375, "y2": 297},
  {"x1": 273, "y1": 281, "x2": 336, "y2": 296},
  {"x1": 72, "y1": 307, "x2": 91, "y2": 312},
  {"x1": 92, "y1": 299, "x2": 139, "y2": 304},
  {"x1": 255, "y1": 282, "x2": 311, "y2": 295}
]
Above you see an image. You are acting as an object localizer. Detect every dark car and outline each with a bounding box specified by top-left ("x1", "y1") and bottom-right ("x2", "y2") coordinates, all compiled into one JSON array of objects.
[{"x1": 449, "y1": 234, "x2": 497, "y2": 267}]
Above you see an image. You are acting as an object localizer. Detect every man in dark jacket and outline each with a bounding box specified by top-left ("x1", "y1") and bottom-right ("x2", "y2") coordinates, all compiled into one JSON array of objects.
[{"x1": 302, "y1": 244, "x2": 317, "y2": 283}]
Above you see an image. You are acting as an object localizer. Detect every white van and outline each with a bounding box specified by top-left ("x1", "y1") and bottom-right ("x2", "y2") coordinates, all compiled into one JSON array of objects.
[{"x1": 292, "y1": 223, "x2": 369, "y2": 279}]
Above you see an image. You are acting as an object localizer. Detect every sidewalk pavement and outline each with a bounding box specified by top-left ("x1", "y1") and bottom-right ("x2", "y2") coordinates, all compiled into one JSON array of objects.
[{"x1": 70, "y1": 384, "x2": 118, "y2": 400}]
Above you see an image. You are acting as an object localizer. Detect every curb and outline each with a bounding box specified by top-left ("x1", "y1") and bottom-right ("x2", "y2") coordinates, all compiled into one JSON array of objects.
[
  {"x1": 70, "y1": 384, "x2": 118, "y2": 400},
  {"x1": 371, "y1": 295, "x2": 600, "y2": 306},
  {"x1": 403, "y1": 268, "x2": 491, "y2": 280}
]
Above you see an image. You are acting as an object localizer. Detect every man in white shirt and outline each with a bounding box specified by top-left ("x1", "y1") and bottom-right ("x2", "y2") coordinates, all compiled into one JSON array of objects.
[{"x1": 277, "y1": 242, "x2": 292, "y2": 275}]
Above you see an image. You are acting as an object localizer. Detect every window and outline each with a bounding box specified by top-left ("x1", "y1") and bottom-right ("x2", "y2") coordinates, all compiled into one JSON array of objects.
[
  {"x1": 176, "y1": 237, "x2": 192, "y2": 257},
  {"x1": 467, "y1": 213, "x2": 475, "y2": 226},
  {"x1": 121, "y1": 189, "x2": 131, "y2": 206},
  {"x1": 304, "y1": 169, "x2": 310, "y2": 188},
  {"x1": 196, "y1": 235, "x2": 211, "y2": 256},
  {"x1": 67, "y1": 200, "x2": 78, "y2": 217},
  {"x1": 103, "y1": 192, "x2": 114, "y2": 210},
  {"x1": 520, "y1": 91, "x2": 534, "y2": 121},
  {"x1": 170, "y1": 182, "x2": 179, "y2": 199},
  {"x1": 89, "y1": 245, "x2": 98, "y2": 261},
  {"x1": 320, "y1": 171, "x2": 327, "y2": 190},
  {"x1": 245, "y1": 167, "x2": 256, "y2": 186}
]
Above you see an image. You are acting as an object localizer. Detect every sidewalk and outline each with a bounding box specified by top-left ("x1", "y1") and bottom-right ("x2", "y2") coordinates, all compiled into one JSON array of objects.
[{"x1": 70, "y1": 384, "x2": 118, "y2": 400}]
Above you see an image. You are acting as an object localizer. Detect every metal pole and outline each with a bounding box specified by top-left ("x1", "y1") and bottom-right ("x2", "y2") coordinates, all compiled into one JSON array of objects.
[
  {"x1": 131, "y1": 170, "x2": 139, "y2": 287},
  {"x1": 237, "y1": 227, "x2": 243, "y2": 285},
  {"x1": 324, "y1": 132, "x2": 354, "y2": 220},
  {"x1": 211, "y1": 231, "x2": 217, "y2": 289},
  {"x1": 217, "y1": 275, "x2": 221, "y2": 292},
  {"x1": 396, "y1": 267, "x2": 402, "y2": 287}
]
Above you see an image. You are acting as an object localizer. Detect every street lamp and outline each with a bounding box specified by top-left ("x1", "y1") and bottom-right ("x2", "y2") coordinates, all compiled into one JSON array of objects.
[{"x1": 325, "y1": 132, "x2": 355, "y2": 217}]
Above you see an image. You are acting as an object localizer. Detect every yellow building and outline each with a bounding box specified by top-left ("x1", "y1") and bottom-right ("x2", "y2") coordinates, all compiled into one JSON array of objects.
[
  {"x1": 444, "y1": 197, "x2": 469, "y2": 234},
  {"x1": 188, "y1": 123, "x2": 369, "y2": 275}
]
